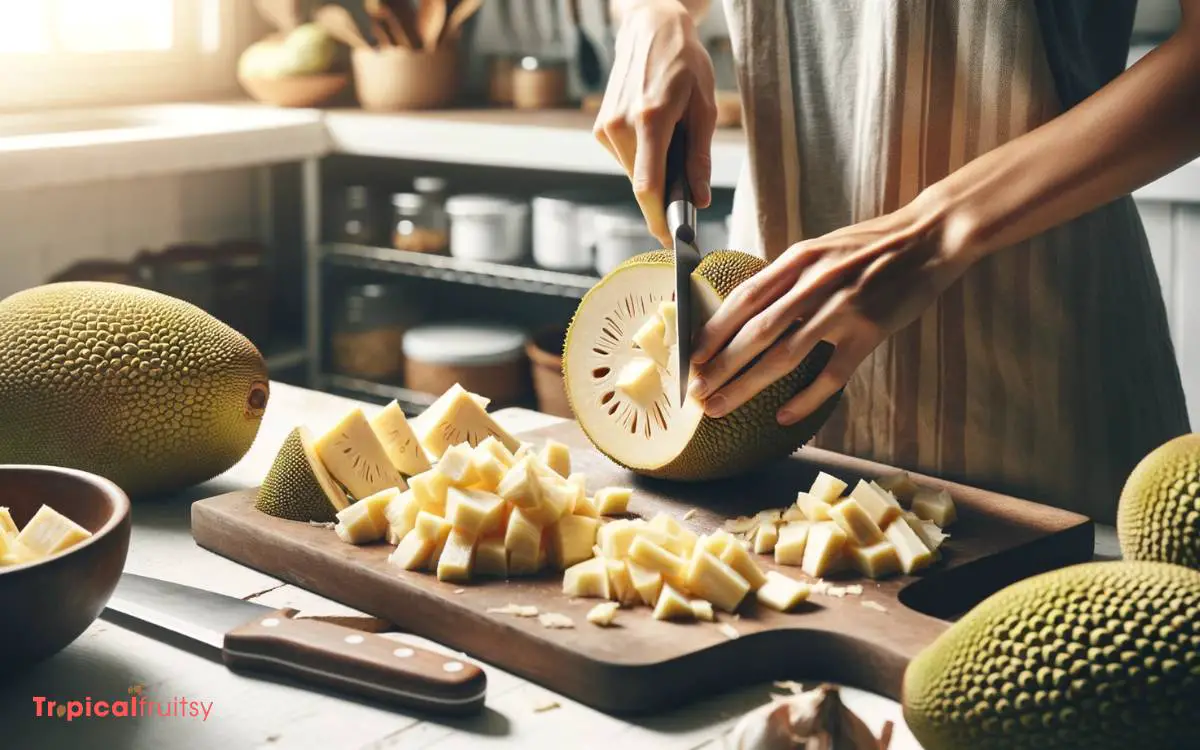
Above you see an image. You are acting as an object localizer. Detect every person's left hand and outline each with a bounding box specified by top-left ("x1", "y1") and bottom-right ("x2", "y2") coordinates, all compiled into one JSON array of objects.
[{"x1": 688, "y1": 197, "x2": 978, "y2": 426}]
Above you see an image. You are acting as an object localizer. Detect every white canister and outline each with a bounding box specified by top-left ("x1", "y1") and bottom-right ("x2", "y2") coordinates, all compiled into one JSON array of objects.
[
  {"x1": 445, "y1": 195, "x2": 530, "y2": 264},
  {"x1": 589, "y1": 204, "x2": 659, "y2": 276},
  {"x1": 531, "y1": 190, "x2": 605, "y2": 272}
]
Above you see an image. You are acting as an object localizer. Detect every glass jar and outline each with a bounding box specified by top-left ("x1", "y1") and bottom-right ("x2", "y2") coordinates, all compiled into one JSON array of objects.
[
  {"x1": 391, "y1": 192, "x2": 449, "y2": 254},
  {"x1": 335, "y1": 185, "x2": 377, "y2": 245},
  {"x1": 413, "y1": 176, "x2": 449, "y2": 232},
  {"x1": 330, "y1": 283, "x2": 413, "y2": 382}
]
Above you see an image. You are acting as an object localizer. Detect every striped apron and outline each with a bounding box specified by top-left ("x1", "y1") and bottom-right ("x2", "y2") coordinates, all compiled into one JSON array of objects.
[{"x1": 722, "y1": 0, "x2": 1190, "y2": 523}]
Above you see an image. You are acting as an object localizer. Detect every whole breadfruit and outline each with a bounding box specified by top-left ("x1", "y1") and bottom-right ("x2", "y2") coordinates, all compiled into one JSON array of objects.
[
  {"x1": 903, "y1": 561, "x2": 1200, "y2": 750},
  {"x1": 1118, "y1": 433, "x2": 1200, "y2": 568},
  {"x1": 0, "y1": 282, "x2": 270, "y2": 497}
]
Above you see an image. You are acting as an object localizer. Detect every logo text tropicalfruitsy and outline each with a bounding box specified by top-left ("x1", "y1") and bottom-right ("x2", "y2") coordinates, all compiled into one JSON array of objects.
[{"x1": 31, "y1": 684, "x2": 213, "y2": 722}]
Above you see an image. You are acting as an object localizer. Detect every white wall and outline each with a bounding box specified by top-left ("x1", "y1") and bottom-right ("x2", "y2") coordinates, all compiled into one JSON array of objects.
[{"x1": 0, "y1": 168, "x2": 261, "y2": 299}]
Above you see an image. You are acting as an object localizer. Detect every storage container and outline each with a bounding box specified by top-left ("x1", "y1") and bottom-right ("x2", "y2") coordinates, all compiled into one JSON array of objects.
[
  {"x1": 531, "y1": 190, "x2": 605, "y2": 272},
  {"x1": 333, "y1": 185, "x2": 378, "y2": 245},
  {"x1": 446, "y1": 195, "x2": 530, "y2": 264},
  {"x1": 330, "y1": 283, "x2": 415, "y2": 382},
  {"x1": 352, "y1": 44, "x2": 460, "y2": 111},
  {"x1": 526, "y1": 326, "x2": 572, "y2": 418},
  {"x1": 391, "y1": 192, "x2": 448, "y2": 254},
  {"x1": 403, "y1": 323, "x2": 531, "y2": 405},
  {"x1": 487, "y1": 55, "x2": 517, "y2": 106},
  {"x1": 511, "y1": 55, "x2": 568, "y2": 110},
  {"x1": 589, "y1": 204, "x2": 658, "y2": 275}
]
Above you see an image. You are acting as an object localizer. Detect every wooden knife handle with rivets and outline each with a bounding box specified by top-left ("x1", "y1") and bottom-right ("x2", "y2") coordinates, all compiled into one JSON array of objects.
[{"x1": 223, "y1": 609, "x2": 487, "y2": 715}]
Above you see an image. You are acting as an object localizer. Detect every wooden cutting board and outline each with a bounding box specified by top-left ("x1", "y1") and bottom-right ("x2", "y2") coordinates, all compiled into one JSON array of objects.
[{"x1": 192, "y1": 421, "x2": 1094, "y2": 716}]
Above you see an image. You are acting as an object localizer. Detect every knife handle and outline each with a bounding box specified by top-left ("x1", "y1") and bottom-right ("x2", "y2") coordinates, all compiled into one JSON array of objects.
[
  {"x1": 664, "y1": 123, "x2": 692, "y2": 208},
  {"x1": 223, "y1": 609, "x2": 487, "y2": 716}
]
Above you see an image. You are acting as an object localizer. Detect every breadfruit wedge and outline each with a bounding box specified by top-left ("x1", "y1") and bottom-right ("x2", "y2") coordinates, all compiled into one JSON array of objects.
[
  {"x1": 369, "y1": 400, "x2": 432, "y2": 476},
  {"x1": 315, "y1": 408, "x2": 407, "y2": 501},
  {"x1": 563, "y1": 251, "x2": 839, "y2": 480},
  {"x1": 257, "y1": 427, "x2": 350, "y2": 522}
]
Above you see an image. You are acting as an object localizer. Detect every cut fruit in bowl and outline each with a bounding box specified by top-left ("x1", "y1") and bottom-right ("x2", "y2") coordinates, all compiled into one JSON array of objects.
[{"x1": 563, "y1": 250, "x2": 840, "y2": 481}]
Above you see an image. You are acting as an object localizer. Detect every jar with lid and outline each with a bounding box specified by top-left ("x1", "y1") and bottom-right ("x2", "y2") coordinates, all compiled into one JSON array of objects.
[
  {"x1": 391, "y1": 191, "x2": 449, "y2": 254},
  {"x1": 511, "y1": 56, "x2": 568, "y2": 110},
  {"x1": 333, "y1": 185, "x2": 378, "y2": 245},
  {"x1": 330, "y1": 283, "x2": 415, "y2": 382},
  {"x1": 589, "y1": 204, "x2": 659, "y2": 275},
  {"x1": 403, "y1": 322, "x2": 531, "y2": 405},
  {"x1": 445, "y1": 195, "x2": 530, "y2": 263}
]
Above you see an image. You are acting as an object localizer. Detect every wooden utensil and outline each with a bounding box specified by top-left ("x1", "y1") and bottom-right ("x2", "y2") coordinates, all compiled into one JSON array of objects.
[
  {"x1": 193, "y1": 421, "x2": 1095, "y2": 717},
  {"x1": 366, "y1": 0, "x2": 415, "y2": 49},
  {"x1": 416, "y1": 0, "x2": 448, "y2": 51},
  {"x1": 385, "y1": 0, "x2": 425, "y2": 50},
  {"x1": 254, "y1": 0, "x2": 300, "y2": 32},
  {"x1": 441, "y1": 0, "x2": 483, "y2": 43},
  {"x1": 314, "y1": 4, "x2": 372, "y2": 50},
  {"x1": 362, "y1": 0, "x2": 395, "y2": 47}
]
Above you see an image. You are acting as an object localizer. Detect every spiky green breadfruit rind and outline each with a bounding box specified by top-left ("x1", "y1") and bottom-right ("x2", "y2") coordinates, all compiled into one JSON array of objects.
[
  {"x1": 903, "y1": 561, "x2": 1200, "y2": 750},
  {"x1": 256, "y1": 428, "x2": 348, "y2": 522},
  {"x1": 1118, "y1": 434, "x2": 1200, "y2": 569},
  {"x1": 564, "y1": 250, "x2": 839, "y2": 481},
  {"x1": 0, "y1": 282, "x2": 269, "y2": 498}
]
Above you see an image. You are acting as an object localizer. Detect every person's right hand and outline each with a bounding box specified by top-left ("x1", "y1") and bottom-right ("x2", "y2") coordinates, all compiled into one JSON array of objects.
[{"x1": 594, "y1": 0, "x2": 718, "y2": 247}]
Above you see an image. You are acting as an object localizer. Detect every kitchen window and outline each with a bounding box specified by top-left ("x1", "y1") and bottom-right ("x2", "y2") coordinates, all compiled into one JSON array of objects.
[{"x1": 0, "y1": 0, "x2": 252, "y2": 110}]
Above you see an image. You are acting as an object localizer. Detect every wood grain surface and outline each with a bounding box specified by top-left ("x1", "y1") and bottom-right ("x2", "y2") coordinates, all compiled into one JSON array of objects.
[{"x1": 192, "y1": 420, "x2": 1094, "y2": 716}]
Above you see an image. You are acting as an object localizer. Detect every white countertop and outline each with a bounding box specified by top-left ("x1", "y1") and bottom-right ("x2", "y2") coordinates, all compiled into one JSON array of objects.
[
  {"x1": 2, "y1": 99, "x2": 1197, "y2": 203},
  {"x1": 0, "y1": 382, "x2": 1120, "y2": 749}
]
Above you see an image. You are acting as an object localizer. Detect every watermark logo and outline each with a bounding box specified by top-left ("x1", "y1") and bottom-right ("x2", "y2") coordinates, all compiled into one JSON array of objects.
[{"x1": 33, "y1": 683, "x2": 213, "y2": 722}]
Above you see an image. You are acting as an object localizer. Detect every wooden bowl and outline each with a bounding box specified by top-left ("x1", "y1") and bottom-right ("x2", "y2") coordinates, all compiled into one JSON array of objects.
[
  {"x1": 352, "y1": 45, "x2": 460, "y2": 111},
  {"x1": 0, "y1": 466, "x2": 131, "y2": 671},
  {"x1": 238, "y1": 73, "x2": 350, "y2": 108}
]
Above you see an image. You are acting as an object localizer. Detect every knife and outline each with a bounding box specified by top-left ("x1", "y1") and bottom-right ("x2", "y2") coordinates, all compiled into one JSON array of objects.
[
  {"x1": 102, "y1": 573, "x2": 487, "y2": 716},
  {"x1": 665, "y1": 124, "x2": 702, "y2": 406}
]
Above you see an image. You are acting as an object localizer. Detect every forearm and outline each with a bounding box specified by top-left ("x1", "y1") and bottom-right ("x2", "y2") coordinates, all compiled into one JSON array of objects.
[
  {"x1": 922, "y1": 10, "x2": 1200, "y2": 263},
  {"x1": 611, "y1": 0, "x2": 710, "y2": 24}
]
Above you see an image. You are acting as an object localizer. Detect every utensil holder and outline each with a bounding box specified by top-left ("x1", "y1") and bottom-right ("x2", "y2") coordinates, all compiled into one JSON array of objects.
[{"x1": 352, "y1": 44, "x2": 460, "y2": 111}]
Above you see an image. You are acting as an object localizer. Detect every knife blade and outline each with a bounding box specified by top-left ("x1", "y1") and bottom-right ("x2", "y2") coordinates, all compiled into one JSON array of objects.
[
  {"x1": 103, "y1": 573, "x2": 487, "y2": 715},
  {"x1": 665, "y1": 124, "x2": 701, "y2": 406}
]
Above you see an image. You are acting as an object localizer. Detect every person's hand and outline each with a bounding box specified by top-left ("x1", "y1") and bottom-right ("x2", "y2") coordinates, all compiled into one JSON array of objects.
[
  {"x1": 688, "y1": 198, "x2": 979, "y2": 425},
  {"x1": 594, "y1": 0, "x2": 718, "y2": 247}
]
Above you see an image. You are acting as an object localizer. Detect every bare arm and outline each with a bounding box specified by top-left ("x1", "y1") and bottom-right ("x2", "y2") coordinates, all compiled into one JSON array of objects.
[{"x1": 927, "y1": 1, "x2": 1200, "y2": 263}]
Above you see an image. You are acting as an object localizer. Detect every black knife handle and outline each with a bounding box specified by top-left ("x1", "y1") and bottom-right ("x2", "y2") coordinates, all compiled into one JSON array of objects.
[
  {"x1": 665, "y1": 123, "x2": 692, "y2": 208},
  {"x1": 223, "y1": 609, "x2": 487, "y2": 716}
]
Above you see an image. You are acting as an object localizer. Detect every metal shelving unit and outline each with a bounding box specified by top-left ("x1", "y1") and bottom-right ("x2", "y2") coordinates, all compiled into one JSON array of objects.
[
  {"x1": 323, "y1": 243, "x2": 599, "y2": 298},
  {"x1": 320, "y1": 374, "x2": 438, "y2": 412}
]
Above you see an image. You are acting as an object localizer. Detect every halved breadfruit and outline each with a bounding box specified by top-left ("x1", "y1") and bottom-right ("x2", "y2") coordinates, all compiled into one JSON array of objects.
[
  {"x1": 257, "y1": 427, "x2": 350, "y2": 522},
  {"x1": 1118, "y1": 433, "x2": 1200, "y2": 569},
  {"x1": 563, "y1": 250, "x2": 838, "y2": 480}
]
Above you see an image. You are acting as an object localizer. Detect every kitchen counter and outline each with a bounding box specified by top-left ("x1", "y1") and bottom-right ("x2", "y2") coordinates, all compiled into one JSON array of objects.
[
  {"x1": 0, "y1": 383, "x2": 1119, "y2": 749},
  {"x1": 4, "y1": 100, "x2": 1199, "y2": 202}
]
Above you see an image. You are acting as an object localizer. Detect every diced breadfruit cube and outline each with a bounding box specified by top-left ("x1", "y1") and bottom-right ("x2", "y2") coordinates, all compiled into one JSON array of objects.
[
  {"x1": 658, "y1": 301, "x2": 678, "y2": 346},
  {"x1": 753, "y1": 523, "x2": 779, "y2": 554},
  {"x1": 795, "y1": 492, "x2": 833, "y2": 522},
  {"x1": 849, "y1": 480, "x2": 903, "y2": 528},
  {"x1": 606, "y1": 559, "x2": 641, "y2": 606},
  {"x1": 562, "y1": 557, "x2": 611, "y2": 599},
  {"x1": 594, "y1": 487, "x2": 632, "y2": 515},
  {"x1": 334, "y1": 490, "x2": 394, "y2": 544},
  {"x1": 436, "y1": 443, "x2": 479, "y2": 488},
  {"x1": 690, "y1": 599, "x2": 715, "y2": 621},
  {"x1": 685, "y1": 551, "x2": 751, "y2": 612},
  {"x1": 627, "y1": 561, "x2": 663, "y2": 606},
  {"x1": 615, "y1": 358, "x2": 662, "y2": 405},
  {"x1": 632, "y1": 313, "x2": 670, "y2": 368},
  {"x1": 548, "y1": 515, "x2": 599, "y2": 570},
  {"x1": 445, "y1": 487, "x2": 506, "y2": 539},
  {"x1": 651, "y1": 583, "x2": 693, "y2": 621},
  {"x1": 15, "y1": 505, "x2": 91, "y2": 557},
  {"x1": 828, "y1": 498, "x2": 886, "y2": 547},
  {"x1": 409, "y1": 470, "x2": 452, "y2": 516},
  {"x1": 388, "y1": 529, "x2": 435, "y2": 571},
  {"x1": 497, "y1": 456, "x2": 542, "y2": 510},
  {"x1": 809, "y1": 471, "x2": 848, "y2": 505},
  {"x1": 505, "y1": 508, "x2": 543, "y2": 576},
  {"x1": 885, "y1": 517, "x2": 935, "y2": 574},
  {"x1": 774, "y1": 521, "x2": 812, "y2": 566},
  {"x1": 538, "y1": 440, "x2": 572, "y2": 478},
  {"x1": 436, "y1": 529, "x2": 476, "y2": 582},
  {"x1": 384, "y1": 489, "x2": 422, "y2": 542},
  {"x1": 756, "y1": 570, "x2": 811, "y2": 612},
  {"x1": 470, "y1": 450, "x2": 508, "y2": 492},
  {"x1": 718, "y1": 537, "x2": 768, "y2": 591},
  {"x1": 911, "y1": 488, "x2": 957, "y2": 527},
  {"x1": 598, "y1": 519, "x2": 640, "y2": 559},
  {"x1": 587, "y1": 601, "x2": 620, "y2": 627},
  {"x1": 474, "y1": 537, "x2": 508, "y2": 577},
  {"x1": 628, "y1": 536, "x2": 686, "y2": 588},
  {"x1": 801, "y1": 522, "x2": 848, "y2": 578},
  {"x1": 875, "y1": 472, "x2": 920, "y2": 506},
  {"x1": 849, "y1": 539, "x2": 902, "y2": 579}
]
